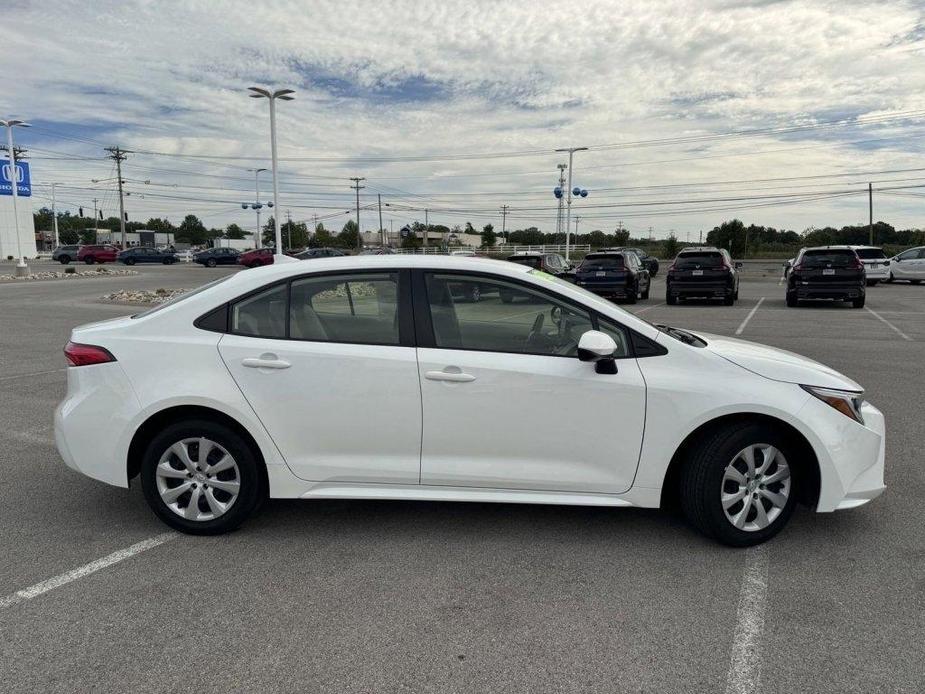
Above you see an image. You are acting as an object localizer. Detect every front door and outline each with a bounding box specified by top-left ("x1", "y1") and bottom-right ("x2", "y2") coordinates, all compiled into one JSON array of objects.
[
  {"x1": 892, "y1": 248, "x2": 925, "y2": 280},
  {"x1": 218, "y1": 271, "x2": 422, "y2": 484},
  {"x1": 415, "y1": 271, "x2": 646, "y2": 494}
]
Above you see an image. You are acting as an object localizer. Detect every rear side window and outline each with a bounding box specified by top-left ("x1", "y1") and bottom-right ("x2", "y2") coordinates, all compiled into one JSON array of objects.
[
  {"x1": 676, "y1": 252, "x2": 723, "y2": 268},
  {"x1": 231, "y1": 284, "x2": 287, "y2": 338},
  {"x1": 581, "y1": 255, "x2": 625, "y2": 270},
  {"x1": 800, "y1": 250, "x2": 857, "y2": 267},
  {"x1": 289, "y1": 273, "x2": 400, "y2": 345}
]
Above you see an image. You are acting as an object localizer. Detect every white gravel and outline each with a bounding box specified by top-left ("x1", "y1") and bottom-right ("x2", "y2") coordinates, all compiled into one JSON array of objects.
[
  {"x1": 0, "y1": 268, "x2": 140, "y2": 282},
  {"x1": 102, "y1": 288, "x2": 190, "y2": 304}
]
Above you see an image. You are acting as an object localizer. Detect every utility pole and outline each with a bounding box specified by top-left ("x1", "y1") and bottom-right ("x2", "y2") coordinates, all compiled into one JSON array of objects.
[
  {"x1": 390, "y1": 219, "x2": 394, "y2": 245},
  {"x1": 350, "y1": 176, "x2": 365, "y2": 251},
  {"x1": 555, "y1": 163, "x2": 567, "y2": 238},
  {"x1": 869, "y1": 182, "x2": 874, "y2": 245},
  {"x1": 378, "y1": 193, "x2": 384, "y2": 246},
  {"x1": 285, "y1": 208, "x2": 292, "y2": 250},
  {"x1": 501, "y1": 204, "x2": 509, "y2": 242},
  {"x1": 699, "y1": 229, "x2": 703, "y2": 244},
  {"x1": 574, "y1": 215, "x2": 580, "y2": 241},
  {"x1": 92, "y1": 198, "x2": 99, "y2": 243},
  {"x1": 105, "y1": 146, "x2": 130, "y2": 248},
  {"x1": 424, "y1": 208, "x2": 429, "y2": 248},
  {"x1": 51, "y1": 183, "x2": 60, "y2": 249}
]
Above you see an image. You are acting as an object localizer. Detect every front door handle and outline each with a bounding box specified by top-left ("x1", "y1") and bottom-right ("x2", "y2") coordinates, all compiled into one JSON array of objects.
[
  {"x1": 425, "y1": 369, "x2": 476, "y2": 383},
  {"x1": 242, "y1": 354, "x2": 291, "y2": 370}
]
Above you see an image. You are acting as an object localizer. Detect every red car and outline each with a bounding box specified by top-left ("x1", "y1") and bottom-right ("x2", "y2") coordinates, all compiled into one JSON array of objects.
[
  {"x1": 77, "y1": 244, "x2": 119, "y2": 264},
  {"x1": 238, "y1": 248, "x2": 275, "y2": 268}
]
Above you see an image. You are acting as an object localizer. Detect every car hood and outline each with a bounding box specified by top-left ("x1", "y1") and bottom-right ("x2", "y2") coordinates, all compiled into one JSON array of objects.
[{"x1": 697, "y1": 332, "x2": 863, "y2": 391}]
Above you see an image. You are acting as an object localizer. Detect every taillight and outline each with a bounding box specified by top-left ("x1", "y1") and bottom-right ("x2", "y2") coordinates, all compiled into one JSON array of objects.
[
  {"x1": 667, "y1": 263, "x2": 676, "y2": 273},
  {"x1": 64, "y1": 341, "x2": 116, "y2": 367},
  {"x1": 791, "y1": 263, "x2": 803, "y2": 272}
]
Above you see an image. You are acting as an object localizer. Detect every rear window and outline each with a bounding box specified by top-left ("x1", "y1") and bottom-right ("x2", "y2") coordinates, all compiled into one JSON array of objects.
[
  {"x1": 854, "y1": 248, "x2": 887, "y2": 260},
  {"x1": 581, "y1": 255, "x2": 625, "y2": 270},
  {"x1": 800, "y1": 250, "x2": 857, "y2": 267},
  {"x1": 509, "y1": 256, "x2": 542, "y2": 269},
  {"x1": 675, "y1": 252, "x2": 724, "y2": 268}
]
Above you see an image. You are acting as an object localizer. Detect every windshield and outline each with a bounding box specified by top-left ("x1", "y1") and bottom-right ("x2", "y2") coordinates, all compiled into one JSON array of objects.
[
  {"x1": 675, "y1": 252, "x2": 724, "y2": 268},
  {"x1": 132, "y1": 276, "x2": 234, "y2": 318},
  {"x1": 532, "y1": 270, "x2": 657, "y2": 328},
  {"x1": 801, "y1": 250, "x2": 857, "y2": 267},
  {"x1": 580, "y1": 255, "x2": 625, "y2": 270},
  {"x1": 854, "y1": 248, "x2": 887, "y2": 260},
  {"x1": 509, "y1": 256, "x2": 542, "y2": 269}
]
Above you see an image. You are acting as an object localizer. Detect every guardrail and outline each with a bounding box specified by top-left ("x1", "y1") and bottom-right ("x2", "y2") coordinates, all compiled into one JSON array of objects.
[{"x1": 391, "y1": 244, "x2": 592, "y2": 256}]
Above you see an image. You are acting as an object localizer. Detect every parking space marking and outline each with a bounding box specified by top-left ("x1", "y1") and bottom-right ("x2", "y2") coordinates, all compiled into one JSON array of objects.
[
  {"x1": 725, "y1": 545, "x2": 770, "y2": 694},
  {"x1": 631, "y1": 302, "x2": 665, "y2": 314},
  {"x1": 0, "y1": 368, "x2": 66, "y2": 382},
  {"x1": 0, "y1": 533, "x2": 177, "y2": 610},
  {"x1": 735, "y1": 297, "x2": 765, "y2": 335},
  {"x1": 865, "y1": 307, "x2": 913, "y2": 341}
]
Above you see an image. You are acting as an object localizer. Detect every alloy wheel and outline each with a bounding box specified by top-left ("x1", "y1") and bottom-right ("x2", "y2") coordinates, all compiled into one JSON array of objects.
[
  {"x1": 155, "y1": 437, "x2": 241, "y2": 521},
  {"x1": 721, "y1": 444, "x2": 791, "y2": 531}
]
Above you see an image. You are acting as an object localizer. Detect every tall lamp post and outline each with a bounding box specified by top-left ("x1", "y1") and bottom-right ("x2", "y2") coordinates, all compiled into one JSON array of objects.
[
  {"x1": 248, "y1": 87, "x2": 294, "y2": 257},
  {"x1": 246, "y1": 167, "x2": 267, "y2": 246},
  {"x1": 555, "y1": 146, "x2": 588, "y2": 262},
  {"x1": 2, "y1": 118, "x2": 31, "y2": 276}
]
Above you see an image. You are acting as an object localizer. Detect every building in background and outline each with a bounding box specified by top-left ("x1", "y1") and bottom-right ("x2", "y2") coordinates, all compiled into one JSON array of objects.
[{"x1": 0, "y1": 158, "x2": 37, "y2": 259}]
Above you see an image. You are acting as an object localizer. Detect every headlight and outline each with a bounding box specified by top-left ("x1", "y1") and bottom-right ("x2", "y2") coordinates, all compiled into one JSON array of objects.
[{"x1": 801, "y1": 385, "x2": 865, "y2": 424}]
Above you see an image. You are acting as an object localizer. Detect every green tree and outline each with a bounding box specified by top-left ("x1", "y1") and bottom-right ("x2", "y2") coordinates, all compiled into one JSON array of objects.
[
  {"x1": 261, "y1": 216, "x2": 276, "y2": 246},
  {"x1": 311, "y1": 223, "x2": 334, "y2": 248},
  {"x1": 225, "y1": 223, "x2": 247, "y2": 240},
  {"x1": 480, "y1": 223, "x2": 497, "y2": 248},
  {"x1": 282, "y1": 220, "x2": 309, "y2": 249},
  {"x1": 176, "y1": 214, "x2": 209, "y2": 245},
  {"x1": 662, "y1": 232, "x2": 680, "y2": 259},
  {"x1": 336, "y1": 219, "x2": 359, "y2": 249}
]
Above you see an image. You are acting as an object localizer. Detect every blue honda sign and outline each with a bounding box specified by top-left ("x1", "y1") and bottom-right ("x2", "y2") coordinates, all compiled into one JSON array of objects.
[{"x1": 0, "y1": 160, "x2": 32, "y2": 197}]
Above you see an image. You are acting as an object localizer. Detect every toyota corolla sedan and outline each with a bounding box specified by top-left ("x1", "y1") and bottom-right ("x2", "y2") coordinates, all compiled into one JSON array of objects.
[{"x1": 55, "y1": 256, "x2": 885, "y2": 546}]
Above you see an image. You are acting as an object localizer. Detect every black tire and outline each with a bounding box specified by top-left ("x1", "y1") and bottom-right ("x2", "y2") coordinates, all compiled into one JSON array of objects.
[
  {"x1": 865, "y1": 279, "x2": 878, "y2": 287},
  {"x1": 206, "y1": 258, "x2": 217, "y2": 268},
  {"x1": 786, "y1": 291, "x2": 798, "y2": 307},
  {"x1": 625, "y1": 285, "x2": 638, "y2": 304},
  {"x1": 886, "y1": 273, "x2": 894, "y2": 283},
  {"x1": 124, "y1": 258, "x2": 135, "y2": 266},
  {"x1": 852, "y1": 295, "x2": 866, "y2": 308},
  {"x1": 679, "y1": 421, "x2": 798, "y2": 546},
  {"x1": 641, "y1": 285, "x2": 650, "y2": 300},
  {"x1": 84, "y1": 257, "x2": 95, "y2": 264},
  {"x1": 140, "y1": 419, "x2": 264, "y2": 535},
  {"x1": 723, "y1": 295, "x2": 735, "y2": 306},
  {"x1": 912, "y1": 280, "x2": 922, "y2": 285},
  {"x1": 666, "y1": 293, "x2": 677, "y2": 306},
  {"x1": 59, "y1": 256, "x2": 71, "y2": 264}
]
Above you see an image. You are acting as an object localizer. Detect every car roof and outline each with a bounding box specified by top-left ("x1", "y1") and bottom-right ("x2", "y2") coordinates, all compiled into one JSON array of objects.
[
  {"x1": 585, "y1": 251, "x2": 624, "y2": 257},
  {"x1": 801, "y1": 245, "x2": 858, "y2": 251},
  {"x1": 679, "y1": 247, "x2": 722, "y2": 253}
]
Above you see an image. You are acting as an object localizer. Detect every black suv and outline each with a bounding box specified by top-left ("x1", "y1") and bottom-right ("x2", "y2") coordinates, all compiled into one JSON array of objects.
[
  {"x1": 604, "y1": 247, "x2": 659, "y2": 276},
  {"x1": 786, "y1": 246, "x2": 865, "y2": 308},
  {"x1": 293, "y1": 247, "x2": 347, "y2": 259},
  {"x1": 666, "y1": 247, "x2": 740, "y2": 305},
  {"x1": 506, "y1": 252, "x2": 571, "y2": 277},
  {"x1": 575, "y1": 251, "x2": 650, "y2": 304}
]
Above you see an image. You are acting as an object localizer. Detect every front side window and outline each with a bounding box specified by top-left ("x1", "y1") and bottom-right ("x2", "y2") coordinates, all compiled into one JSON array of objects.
[
  {"x1": 425, "y1": 273, "x2": 593, "y2": 356},
  {"x1": 290, "y1": 273, "x2": 399, "y2": 345}
]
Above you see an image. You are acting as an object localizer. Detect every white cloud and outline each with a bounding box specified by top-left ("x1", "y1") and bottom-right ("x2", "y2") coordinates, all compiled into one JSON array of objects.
[{"x1": 8, "y1": 0, "x2": 925, "y2": 234}]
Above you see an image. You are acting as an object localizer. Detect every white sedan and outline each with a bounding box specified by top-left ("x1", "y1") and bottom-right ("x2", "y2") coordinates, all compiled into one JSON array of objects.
[{"x1": 55, "y1": 256, "x2": 885, "y2": 546}]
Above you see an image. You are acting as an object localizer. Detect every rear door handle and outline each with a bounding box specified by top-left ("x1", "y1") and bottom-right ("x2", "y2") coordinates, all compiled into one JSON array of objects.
[
  {"x1": 425, "y1": 369, "x2": 476, "y2": 383},
  {"x1": 242, "y1": 355, "x2": 291, "y2": 370}
]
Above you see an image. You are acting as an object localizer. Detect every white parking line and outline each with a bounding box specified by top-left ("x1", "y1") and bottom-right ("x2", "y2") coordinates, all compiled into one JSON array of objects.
[
  {"x1": 735, "y1": 297, "x2": 765, "y2": 335},
  {"x1": 0, "y1": 533, "x2": 177, "y2": 610},
  {"x1": 724, "y1": 545, "x2": 770, "y2": 694},
  {"x1": 632, "y1": 302, "x2": 665, "y2": 314},
  {"x1": 865, "y1": 307, "x2": 913, "y2": 341},
  {"x1": 0, "y1": 368, "x2": 66, "y2": 382}
]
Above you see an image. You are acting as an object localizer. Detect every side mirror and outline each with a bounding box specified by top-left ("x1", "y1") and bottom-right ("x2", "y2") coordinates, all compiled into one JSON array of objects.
[
  {"x1": 577, "y1": 330, "x2": 618, "y2": 374},
  {"x1": 735, "y1": 261, "x2": 743, "y2": 269}
]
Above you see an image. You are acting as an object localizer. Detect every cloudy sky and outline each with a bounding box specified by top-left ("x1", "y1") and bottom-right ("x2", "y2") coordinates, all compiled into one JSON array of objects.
[{"x1": 7, "y1": 0, "x2": 925, "y2": 238}]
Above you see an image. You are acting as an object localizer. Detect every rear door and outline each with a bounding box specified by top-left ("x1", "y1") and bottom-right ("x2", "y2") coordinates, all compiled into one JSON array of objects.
[
  {"x1": 218, "y1": 270, "x2": 422, "y2": 484},
  {"x1": 414, "y1": 270, "x2": 646, "y2": 494}
]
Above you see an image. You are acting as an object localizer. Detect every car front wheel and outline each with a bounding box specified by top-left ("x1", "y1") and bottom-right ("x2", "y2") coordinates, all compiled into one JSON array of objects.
[
  {"x1": 84, "y1": 257, "x2": 95, "y2": 264},
  {"x1": 59, "y1": 256, "x2": 70, "y2": 264},
  {"x1": 140, "y1": 420, "x2": 264, "y2": 535},
  {"x1": 206, "y1": 259, "x2": 217, "y2": 268},
  {"x1": 680, "y1": 423, "x2": 797, "y2": 546}
]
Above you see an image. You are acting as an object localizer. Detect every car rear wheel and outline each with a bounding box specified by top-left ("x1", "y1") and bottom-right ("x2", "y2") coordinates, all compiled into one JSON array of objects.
[
  {"x1": 912, "y1": 280, "x2": 922, "y2": 285},
  {"x1": 206, "y1": 259, "x2": 217, "y2": 268},
  {"x1": 84, "y1": 257, "x2": 95, "y2": 264},
  {"x1": 866, "y1": 279, "x2": 878, "y2": 287},
  {"x1": 625, "y1": 285, "x2": 637, "y2": 304},
  {"x1": 852, "y1": 295, "x2": 866, "y2": 308},
  {"x1": 59, "y1": 256, "x2": 71, "y2": 264},
  {"x1": 641, "y1": 285, "x2": 650, "y2": 300},
  {"x1": 786, "y1": 291, "x2": 798, "y2": 307},
  {"x1": 680, "y1": 423, "x2": 797, "y2": 546},
  {"x1": 140, "y1": 420, "x2": 264, "y2": 535},
  {"x1": 723, "y1": 295, "x2": 735, "y2": 306},
  {"x1": 666, "y1": 293, "x2": 677, "y2": 306}
]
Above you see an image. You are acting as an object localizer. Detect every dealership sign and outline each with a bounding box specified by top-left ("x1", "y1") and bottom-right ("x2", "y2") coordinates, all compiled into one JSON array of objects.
[{"x1": 0, "y1": 160, "x2": 32, "y2": 197}]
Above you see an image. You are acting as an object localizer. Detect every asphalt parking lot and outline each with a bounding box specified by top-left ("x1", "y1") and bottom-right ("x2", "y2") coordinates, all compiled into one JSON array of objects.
[{"x1": 1, "y1": 261, "x2": 923, "y2": 694}]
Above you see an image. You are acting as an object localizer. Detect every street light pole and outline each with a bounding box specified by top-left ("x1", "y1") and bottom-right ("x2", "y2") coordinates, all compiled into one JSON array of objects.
[
  {"x1": 555, "y1": 146, "x2": 588, "y2": 262},
  {"x1": 2, "y1": 118, "x2": 31, "y2": 276},
  {"x1": 51, "y1": 182, "x2": 60, "y2": 249},
  {"x1": 251, "y1": 168, "x2": 267, "y2": 246},
  {"x1": 248, "y1": 87, "x2": 294, "y2": 258}
]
